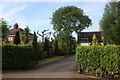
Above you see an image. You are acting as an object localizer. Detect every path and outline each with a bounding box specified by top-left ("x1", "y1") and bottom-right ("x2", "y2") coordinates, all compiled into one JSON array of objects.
[{"x1": 2, "y1": 55, "x2": 101, "y2": 79}]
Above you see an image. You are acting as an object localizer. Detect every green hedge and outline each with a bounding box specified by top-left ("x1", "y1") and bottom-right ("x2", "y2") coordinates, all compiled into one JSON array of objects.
[
  {"x1": 76, "y1": 45, "x2": 120, "y2": 78},
  {"x1": 2, "y1": 44, "x2": 37, "y2": 69}
]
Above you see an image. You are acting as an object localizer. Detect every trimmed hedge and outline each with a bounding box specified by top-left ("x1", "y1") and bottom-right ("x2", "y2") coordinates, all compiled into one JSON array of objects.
[
  {"x1": 76, "y1": 45, "x2": 120, "y2": 78},
  {"x1": 2, "y1": 44, "x2": 37, "y2": 69}
]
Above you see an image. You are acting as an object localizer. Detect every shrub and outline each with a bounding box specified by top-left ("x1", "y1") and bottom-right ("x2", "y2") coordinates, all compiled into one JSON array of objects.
[
  {"x1": 2, "y1": 44, "x2": 37, "y2": 69},
  {"x1": 76, "y1": 45, "x2": 120, "y2": 78}
]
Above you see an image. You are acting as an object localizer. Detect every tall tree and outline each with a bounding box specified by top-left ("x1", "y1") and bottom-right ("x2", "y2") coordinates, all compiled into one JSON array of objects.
[
  {"x1": 14, "y1": 31, "x2": 20, "y2": 45},
  {"x1": 32, "y1": 32, "x2": 37, "y2": 48},
  {"x1": 44, "y1": 37, "x2": 50, "y2": 57},
  {"x1": 51, "y1": 6, "x2": 92, "y2": 43},
  {"x1": 99, "y1": 1, "x2": 120, "y2": 45},
  {"x1": 25, "y1": 26, "x2": 30, "y2": 44},
  {"x1": 54, "y1": 40, "x2": 59, "y2": 55}
]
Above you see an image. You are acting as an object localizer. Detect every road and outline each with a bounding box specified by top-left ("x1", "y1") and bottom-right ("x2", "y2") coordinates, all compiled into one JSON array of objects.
[{"x1": 2, "y1": 55, "x2": 101, "y2": 79}]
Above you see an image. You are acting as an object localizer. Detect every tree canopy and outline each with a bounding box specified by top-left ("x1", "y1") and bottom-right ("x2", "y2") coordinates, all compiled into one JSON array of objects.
[
  {"x1": 51, "y1": 6, "x2": 92, "y2": 43},
  {"x1": 99, "y1": 1, "x2": 120, "y2": 45}
]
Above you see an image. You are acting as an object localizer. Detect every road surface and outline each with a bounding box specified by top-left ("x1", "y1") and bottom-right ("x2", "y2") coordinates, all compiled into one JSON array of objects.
[{"x1": 2, "y1": 55, "x2": 101, "y2": 79}]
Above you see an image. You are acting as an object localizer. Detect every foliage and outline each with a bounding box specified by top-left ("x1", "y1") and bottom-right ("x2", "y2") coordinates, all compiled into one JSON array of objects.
[
  {"x1": 92, "y1": 34, "x2": 98, "y2": 45},
  {"x1": 2, "y1": 44, "x2": 48, "y2": 69},
  {"x1": 2, "y1": 44, "x2": 34, "y2": 69},
  {"x1": 0, "y1": 18, "x2": 10, "y2": 43},
  {"x1": 44, "y1": 37, "x2": 50, "y2": 57},
  {"x1": 51, "y1": 6, "x2": 92, "y2": 43},
  {"x1": 56, "y1": 32, "x2": 76, "y2": 55},
  {"x1": 20, "y1": 26, "x2": 32, "y2": 44},
  {"x1": 99, "y1": 1, "x2": 120, "y2": 45},
  {"x1": 53, "y1": 40, "x2": 59, "y2": 56},
  {"x1": 24, "y1": 26, "x2": 30, "y2": 44},
  {"x1": 14, "y1": 31, "x2": 20, "y2": 45},
  {"x1": 76, "y1": 45, "x2": 120, "y2": 78},
  {"x1": 32, "y1": 32, "x2": 37, "y2": 48},
  {"x1": 69, "y1": 36, "x2": 76, "y2": 54}
]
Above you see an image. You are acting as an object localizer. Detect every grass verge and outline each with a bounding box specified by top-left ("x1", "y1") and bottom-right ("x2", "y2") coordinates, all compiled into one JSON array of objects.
[{"x1": 38, "y1": 56, "x2": 65, "y2": 65}]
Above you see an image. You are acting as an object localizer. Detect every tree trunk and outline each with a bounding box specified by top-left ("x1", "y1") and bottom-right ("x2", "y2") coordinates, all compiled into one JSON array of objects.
[{"x1": 77, "y1": 32, "x2": 80, "y2": 44}]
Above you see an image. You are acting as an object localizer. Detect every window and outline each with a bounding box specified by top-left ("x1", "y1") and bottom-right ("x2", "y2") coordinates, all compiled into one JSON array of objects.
[
  {"x1": 82, "y1": 38, "x2": 88, "y2": 42},
  {"x1": 8, "y1": 37, "x2": 13, "y2": 41}
]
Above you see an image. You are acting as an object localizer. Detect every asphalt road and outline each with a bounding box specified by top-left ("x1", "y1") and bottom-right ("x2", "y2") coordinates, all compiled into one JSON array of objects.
[{"x1": 2, "y1": 55, "x2": 101, "y2": 79}]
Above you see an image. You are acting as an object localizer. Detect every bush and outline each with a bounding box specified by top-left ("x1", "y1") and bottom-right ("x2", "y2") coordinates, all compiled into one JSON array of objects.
[
  {"x1": 2, "y1": 44, "x2": 37, "y2": 69},
  {"x1": 76, "y1": 45, "x2": 120, "y2": 78}
]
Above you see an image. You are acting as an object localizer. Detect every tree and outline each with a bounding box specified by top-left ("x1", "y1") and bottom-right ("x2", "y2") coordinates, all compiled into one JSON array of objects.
[
  {"x1": 44, "y1": 37, "x2": 50, "y2": 57},
  {"x1": 32, "y1": 32, "x2": 37, "y2": 48},
  {"x1": 99, "y1": 1, "x2": 120, "y2": 45},
  {"x1": 92, "y1": 34, "x2": 98, "y2": 45},
  {"x1": 54, "y1": 40, "x2": 59, "y2": 55},
  {"x1": 37, "y1": 29, "x2": 49, "y2": 42},
  {"x1": 14, "y1": 31, "x2": 20, "y2": 45},
  {"x1": 0, "y1": 18, "x2": 10, "y2": 43},
  {"x1": 32, "y1": 32, "x2": 38, "y2": 64},
  {"x1": 24, "y1": 26, "x2": 30, "y2": 44},
  {"x1": 51, "y1": 6, "x2": 92, "y2": 43}
]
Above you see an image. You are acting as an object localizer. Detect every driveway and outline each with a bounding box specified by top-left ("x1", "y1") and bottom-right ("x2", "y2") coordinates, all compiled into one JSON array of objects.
[{"x1": 2, "y1": 55, "x2": 101, "y2": 79}]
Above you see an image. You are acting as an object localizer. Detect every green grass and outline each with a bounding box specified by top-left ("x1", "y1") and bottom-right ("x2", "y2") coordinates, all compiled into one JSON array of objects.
[{"x1": 38, "y1": 56, "x2": 65, "y2": 64}]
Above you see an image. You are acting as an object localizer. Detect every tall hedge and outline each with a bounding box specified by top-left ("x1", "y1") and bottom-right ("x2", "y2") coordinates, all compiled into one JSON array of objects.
[
  {"x1": 2, "y1": 44, "x2": 36, "y2": 69},
  {"x1": 76, "y1": 45, "x2": 120, "y2": 78}
]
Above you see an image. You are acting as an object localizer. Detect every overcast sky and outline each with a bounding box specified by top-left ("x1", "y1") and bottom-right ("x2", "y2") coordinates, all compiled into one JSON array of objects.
[{"x1": 0, "y1": 1, "x2": 107, "y2": 39}]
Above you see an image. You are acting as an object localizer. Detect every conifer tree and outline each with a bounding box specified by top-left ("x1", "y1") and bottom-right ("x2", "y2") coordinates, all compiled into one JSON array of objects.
[
  {"x1": 44, "y1": 37, "x2": 49, "y2": 57},
  {"x1": 32, "y1": 32, "x2": 37, "y2": 48},
  {"x1": 100, "y1": 1, "x2": 120, "y2": 45},
  {"x1": 14, "y1": 31, "x2": 20, "y2": 45}
]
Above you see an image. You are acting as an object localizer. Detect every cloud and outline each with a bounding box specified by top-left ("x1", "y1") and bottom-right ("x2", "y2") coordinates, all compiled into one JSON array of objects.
[
  {"x1": 4, "y1": 4, "x2": 28, "y2": 17},
  {"x1": 0, "y1": 3, "x2": 28, "y2": 26}
]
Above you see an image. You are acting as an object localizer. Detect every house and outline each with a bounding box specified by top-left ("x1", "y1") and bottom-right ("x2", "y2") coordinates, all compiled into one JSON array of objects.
[
  {"x1": 78, "y1": 31, "x2": 103, "y2": 46},
  {"x1": 8, "y1": 23, "x2": 33, "y2": 44}
]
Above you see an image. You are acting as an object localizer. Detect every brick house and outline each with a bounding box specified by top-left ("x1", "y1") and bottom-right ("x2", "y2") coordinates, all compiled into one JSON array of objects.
[{"x1": 8, "y1": 23, "x2": 33, "y2": 44}]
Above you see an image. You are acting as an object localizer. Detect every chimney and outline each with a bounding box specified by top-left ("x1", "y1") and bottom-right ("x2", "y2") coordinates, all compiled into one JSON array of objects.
[{"x1": 14, "y1": 23, "x2": 19, "y2": 29}]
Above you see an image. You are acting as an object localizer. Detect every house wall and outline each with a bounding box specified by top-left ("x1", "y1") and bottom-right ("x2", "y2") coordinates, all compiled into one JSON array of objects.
[
  {"x1": 9, "y1": 36, "x2": 14, "y2": 44},
  {"x1": 79, "y1": 43, "x2": 91, "y2": 46},
  {"x1": 79, "y1": 42, "x2": 103, "y2": 46}
]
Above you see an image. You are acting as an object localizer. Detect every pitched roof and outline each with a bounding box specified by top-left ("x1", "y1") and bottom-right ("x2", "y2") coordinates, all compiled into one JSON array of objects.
[{"x1": 9, "y1": 28, "x2": 24, "y2": 35}]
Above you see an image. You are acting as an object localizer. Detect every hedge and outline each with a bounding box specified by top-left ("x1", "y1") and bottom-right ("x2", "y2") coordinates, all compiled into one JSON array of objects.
[
  {"x1": 2, "y1": 44, "x2": 38, "y2": 69},
  {"x1": 76, "y1": 45, "x2": 120, "y2": 78}
]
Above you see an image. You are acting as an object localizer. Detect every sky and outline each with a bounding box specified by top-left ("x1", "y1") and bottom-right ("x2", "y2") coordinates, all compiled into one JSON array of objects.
[{"x1": 0, "y1": 1, "x2": 107, "y2": 40}]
